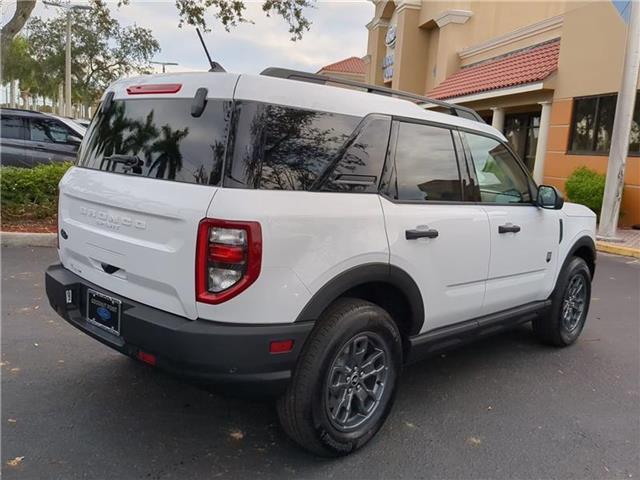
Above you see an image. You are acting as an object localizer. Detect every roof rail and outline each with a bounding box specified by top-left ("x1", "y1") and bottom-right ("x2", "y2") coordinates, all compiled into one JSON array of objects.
[{"x1": 260, "y1": 67, "x2": 485, "y2": 123}]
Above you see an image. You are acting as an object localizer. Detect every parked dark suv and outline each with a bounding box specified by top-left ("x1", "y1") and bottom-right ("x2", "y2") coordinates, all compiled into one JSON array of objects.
[{"x1": 0, "y1": 108, "x2": 85, "y2": 167}]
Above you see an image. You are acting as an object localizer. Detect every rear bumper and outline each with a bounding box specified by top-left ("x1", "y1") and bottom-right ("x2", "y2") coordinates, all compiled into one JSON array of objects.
[{"x1": 45, "y1": 263, "x2": 313, "y2": 396}]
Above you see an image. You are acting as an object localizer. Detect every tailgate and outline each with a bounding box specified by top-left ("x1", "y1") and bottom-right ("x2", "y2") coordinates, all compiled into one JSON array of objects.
[{"x1": 59, "y1": 167, "x2": 217, "y2": 319}]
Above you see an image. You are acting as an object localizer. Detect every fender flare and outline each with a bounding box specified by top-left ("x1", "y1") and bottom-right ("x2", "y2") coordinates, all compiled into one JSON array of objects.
[
  {"x1": 551, "y1": 235, "x2": 596, "y2": 298},
  {"x1": 295, "y1": 263, "x2": 425, "y2": 335},
  {"x1": 565, "y1": 235, "x2": 596, "y2": 276}
]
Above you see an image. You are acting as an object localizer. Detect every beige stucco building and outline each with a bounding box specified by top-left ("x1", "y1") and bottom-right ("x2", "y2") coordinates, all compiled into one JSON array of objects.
[{"x1": 365, "y1": 1, "x2": 640, "y2": 226}]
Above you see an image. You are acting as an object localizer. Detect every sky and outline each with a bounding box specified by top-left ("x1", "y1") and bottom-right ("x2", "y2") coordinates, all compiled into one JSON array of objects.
[{"x1": 2, "y1": 0, "x2": 373, "y2": 75}]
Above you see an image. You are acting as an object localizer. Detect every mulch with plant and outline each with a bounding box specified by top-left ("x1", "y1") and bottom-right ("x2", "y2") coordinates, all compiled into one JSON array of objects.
[{"x1": 1, "y1": 162, "x2": 73, "y2": 234}]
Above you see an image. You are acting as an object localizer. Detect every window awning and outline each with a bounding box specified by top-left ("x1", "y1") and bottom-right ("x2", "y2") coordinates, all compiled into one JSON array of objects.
[{"x1": 428, "y1": 39, "x2": 560, "y2": 101}]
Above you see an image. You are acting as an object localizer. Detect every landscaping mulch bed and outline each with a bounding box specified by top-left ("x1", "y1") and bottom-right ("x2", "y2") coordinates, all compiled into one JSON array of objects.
[{"x1": 1, "y1": 217, "x2": 57, "y2": 234}]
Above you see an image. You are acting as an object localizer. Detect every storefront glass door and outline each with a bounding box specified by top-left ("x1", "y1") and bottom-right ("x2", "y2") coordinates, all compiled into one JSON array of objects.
[{"x1": 504, "y1": 112, "x2": 540, "y2": 172}]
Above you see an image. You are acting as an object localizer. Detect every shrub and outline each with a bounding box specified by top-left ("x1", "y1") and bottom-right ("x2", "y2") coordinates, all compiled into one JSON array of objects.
[
  {"x1": 0, "y1": 162, "x2": 73, "y2": 221},
  {"x1": 564, "y1": 166, "x2": 606, "y2": 218}
]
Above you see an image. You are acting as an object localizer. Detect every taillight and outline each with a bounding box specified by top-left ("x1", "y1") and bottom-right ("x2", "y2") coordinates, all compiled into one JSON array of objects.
[{"x1": 196, "y1": 219, "x2": 262, "y2": 304}]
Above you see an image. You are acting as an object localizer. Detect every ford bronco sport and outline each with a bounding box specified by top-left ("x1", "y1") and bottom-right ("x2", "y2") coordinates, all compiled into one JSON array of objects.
[{"x1": 45, "y1": 68, "x2": 596, "y2": 456}]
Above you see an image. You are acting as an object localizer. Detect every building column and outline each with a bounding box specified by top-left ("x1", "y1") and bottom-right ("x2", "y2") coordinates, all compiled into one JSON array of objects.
[
  {"x1": 365, "y1": 17, "x2": 389, "y2": 85},
  {"x1": 491, "y1": 107, "x2": 505, "y2": 132},
  {"x1": 392, "y1": 0, "x2": 427, "y2": 94},
  {"x1": 532, "y1": 101, "x2": 553, "y2": 184}
]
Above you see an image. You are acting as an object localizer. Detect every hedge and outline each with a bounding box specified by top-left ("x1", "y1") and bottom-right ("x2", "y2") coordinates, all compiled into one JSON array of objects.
[
  {"x1": 1, "y1": 162, "x2": 73, "y2": 221},
  {"x1": 564, "y1": 166, "x2": 606, "y2": 218}
]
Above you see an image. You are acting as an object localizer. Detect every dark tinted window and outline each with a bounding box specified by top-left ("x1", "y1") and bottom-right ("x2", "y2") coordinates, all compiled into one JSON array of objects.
[
  {"x1": 78, "y1": 99, "x2": 231, "y2": 185},
  {"x1": 570, "y1": 97, "x2": 598, "y2": 152},
  {"x1": 30, "y1": 118, "x2": 73, "y2": 143},
  {"x1": 1, "y1": 115, "x2": 25, "y2": 140},
  {"x1": 391, "y1": 122, "x2": 461, "y2": 202},
  {"x1": 570, "y1": 93, "x2": 640, "y2": 154},
  {"x1": 465, "y1": 132, "x2": 532, "y2": 204},
  {"x1": 321, "y1": 115, "x2": 391, "y2": 193},
  {"x1": 225, "y1": 101, "x2": 360, "y2": 190},
  {"x1": 631, "y1": 98, "x2": 640, "y2": 154}
]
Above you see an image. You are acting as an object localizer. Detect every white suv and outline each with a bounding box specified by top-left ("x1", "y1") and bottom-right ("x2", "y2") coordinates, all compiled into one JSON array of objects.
[{"x1": 45, "y1": 69, "x2": 597, "y2": 456}]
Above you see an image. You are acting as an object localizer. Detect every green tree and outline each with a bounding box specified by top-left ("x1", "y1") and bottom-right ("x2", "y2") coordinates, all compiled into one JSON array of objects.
[
  {"x1": 1, "y1": 36, "x2": 39, "y2": 98},
  {"x1": 1, "y1": 0, "x2": 312, "y2": 58},
  {"x1": 24, "y1": 0, "x2": 160, "y2": 108}
]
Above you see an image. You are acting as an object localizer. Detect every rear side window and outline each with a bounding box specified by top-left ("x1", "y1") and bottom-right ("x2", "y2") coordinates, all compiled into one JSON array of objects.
[
  {"x1": 320, "y1": 115, "x2": 391, "y2": 193},
  {"x1": 1, "y1": 115, "x2": 25, "y2": 140},
  {"x1": 78, "y1": 99, "x2": 231, "y2": 185},
  {"x1": 225, "y1": 101, "x2": 360, "y2": 191},
  {"x1": 389, "y1": 122, "x2": 462, "y2": 202}
]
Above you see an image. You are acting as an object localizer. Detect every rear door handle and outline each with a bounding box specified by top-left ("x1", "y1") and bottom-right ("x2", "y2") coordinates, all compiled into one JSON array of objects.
[
  {"x1": 406, "y1": 228, "x2": 439, "y2": 240},
  {"x1": 498, "y1": 223, "x2": 521, "y2": 234}
]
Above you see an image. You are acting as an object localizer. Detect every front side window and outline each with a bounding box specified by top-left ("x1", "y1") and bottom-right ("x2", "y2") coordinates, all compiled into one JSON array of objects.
[
  {"x1": 465, "y1": 132, "x2": 532, "y2": 204},
  {"x1": 1, "y1": 115, "x2": 25, "y2": 140},
  {"x1": 78, "y1": 99, "x2": 231, "y2": 185},
  {"x1": 30, "y1": 118, "x2": 73, "y2": 143},
  {"x1": 570, "y1": 93, "x2": 640, "y2": 154},
  {"x1": 225, "y1": 101, "x2": 360, "y2": 191},
  {"x1": 390, "y1": 122, "x2": 462, "y2": 202}
]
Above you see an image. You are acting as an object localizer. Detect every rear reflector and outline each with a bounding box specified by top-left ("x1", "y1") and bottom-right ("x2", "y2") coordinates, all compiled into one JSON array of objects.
[
  {"x1": 269, "y1": 340, "x2": 294, "y2": 354},
  {"x1": 137, "y1": 351, "x2": 157, "y2": 366},
  {"x1": 127, "y1": 83, "x2": 182, "y2": 95}
]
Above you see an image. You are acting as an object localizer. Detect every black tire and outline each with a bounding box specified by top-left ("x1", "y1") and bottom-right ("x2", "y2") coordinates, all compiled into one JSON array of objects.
[
  {"x1": 533, "y1": 256, "x2": 591, "y2": 347},
  {"x1": 277, "y1": 298, "x2": 402, "y2": 457}
]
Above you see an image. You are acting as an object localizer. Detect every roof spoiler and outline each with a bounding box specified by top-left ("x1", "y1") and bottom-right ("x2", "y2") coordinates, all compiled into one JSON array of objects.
[{"x1": 260, "y1": 67, "x2": 484, "y2": 123}]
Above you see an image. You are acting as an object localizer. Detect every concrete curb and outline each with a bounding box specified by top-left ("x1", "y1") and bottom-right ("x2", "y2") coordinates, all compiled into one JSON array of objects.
[
  {"x1": 1, "y1": 232, "x2": 57, "y2": 248},
  {"x1": 596, "y1": 241, "x2": 640, "y2": 259}
]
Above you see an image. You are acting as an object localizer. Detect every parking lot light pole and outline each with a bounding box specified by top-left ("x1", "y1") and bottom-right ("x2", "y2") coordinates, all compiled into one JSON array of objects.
[
  {"x1": 42, "y1": 1, "x2": 91, "y2": 117},
  {"x1": 598, "y1": 0, "x2": 640, "y2": 240},
  {"x1": 150, "y1": 61, "x2": 179, "y2": 73}
]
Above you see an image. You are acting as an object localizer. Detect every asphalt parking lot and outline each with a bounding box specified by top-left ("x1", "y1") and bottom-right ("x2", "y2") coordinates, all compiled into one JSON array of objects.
[{"x1": 2, "y1": 246, "x2": 639, "y2": 479}]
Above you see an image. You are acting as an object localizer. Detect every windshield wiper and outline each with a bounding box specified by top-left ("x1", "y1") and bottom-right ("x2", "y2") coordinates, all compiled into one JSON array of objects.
[{"x1": 101, "y1": 154, "x2": 143, "y2": 173}]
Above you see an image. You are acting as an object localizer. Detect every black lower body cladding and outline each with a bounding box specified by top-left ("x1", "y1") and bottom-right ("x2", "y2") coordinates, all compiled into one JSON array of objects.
[{"x1": 45, "y1": 263, "x2": 313, "y2": 396}]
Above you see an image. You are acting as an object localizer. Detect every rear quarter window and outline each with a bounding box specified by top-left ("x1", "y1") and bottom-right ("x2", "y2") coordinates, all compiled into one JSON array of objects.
[
  {"x1": 224, "y1": 101, "x2": 361, "y2": 191},
  {"x1": 78, "y1": 98, "x2": 232, "y2": 185}
]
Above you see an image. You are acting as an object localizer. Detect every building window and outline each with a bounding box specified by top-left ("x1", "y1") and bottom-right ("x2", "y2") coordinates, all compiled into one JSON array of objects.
[{"x1": 569, "y1": 92, "x2": 640, "y2": 155}]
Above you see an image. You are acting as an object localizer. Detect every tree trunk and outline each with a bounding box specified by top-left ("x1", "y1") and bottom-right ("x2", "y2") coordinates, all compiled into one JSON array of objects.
[
  {"x1": 1, "y1": 1, "x2": 37, "y2": 45},
  {"x1": 9, "y1": 81, "x2": 16, "y2": 108}
]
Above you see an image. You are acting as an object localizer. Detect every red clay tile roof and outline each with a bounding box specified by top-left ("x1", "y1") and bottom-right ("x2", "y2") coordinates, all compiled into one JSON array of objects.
[
  {"x1": 428, "y1": 39, "x2": 560, "y2": 100},
  {"x1": 318, "y1": 56, "x2": 366, "y2": 75}
]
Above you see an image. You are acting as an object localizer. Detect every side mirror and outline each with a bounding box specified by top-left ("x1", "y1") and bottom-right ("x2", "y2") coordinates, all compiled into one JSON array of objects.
[
  {"x1": 537, "y1": 185, "x2": 564, "y2": 210},
  {"x1": 67, "y1": 135, "x2": 82, "y2": 146}
]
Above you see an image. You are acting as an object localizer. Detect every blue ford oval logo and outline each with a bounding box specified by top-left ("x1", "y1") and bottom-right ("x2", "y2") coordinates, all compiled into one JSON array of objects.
[{"x1": 97, "y1": 307, "x2": 111, "y2": 321}]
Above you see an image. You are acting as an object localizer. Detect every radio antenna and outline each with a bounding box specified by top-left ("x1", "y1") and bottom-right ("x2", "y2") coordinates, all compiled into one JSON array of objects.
[{"x1": 196, "y1": 28, "x2": 226, "y2": 72}]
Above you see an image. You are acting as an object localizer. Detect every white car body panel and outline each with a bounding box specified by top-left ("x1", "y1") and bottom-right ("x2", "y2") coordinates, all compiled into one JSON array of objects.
[
  {"x1": 380, "y1": 197, "x2": 491, "y2": 333},
  {"x1": 197, "y1": 189, "x2": 388, "y2": 324},
  {"x1": 58, "y1": 167, "x2": 217, "y2": 319},
  {"x1": 481, "y1": 205, "x2": 560, "y2": 314}
]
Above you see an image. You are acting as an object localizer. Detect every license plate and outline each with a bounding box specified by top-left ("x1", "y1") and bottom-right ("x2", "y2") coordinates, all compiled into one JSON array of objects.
[{"x1": 86, "y1": 289, "x2": 121, "y2": 336}]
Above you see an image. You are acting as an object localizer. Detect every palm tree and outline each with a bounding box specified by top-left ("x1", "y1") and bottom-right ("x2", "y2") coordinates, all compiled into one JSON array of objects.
[
  {"x1": 148, "y1": 124, "x2": 189, "y2": 179},
  {"x1": 123, "y1": 110, "x2": 158, "y2": 164}
]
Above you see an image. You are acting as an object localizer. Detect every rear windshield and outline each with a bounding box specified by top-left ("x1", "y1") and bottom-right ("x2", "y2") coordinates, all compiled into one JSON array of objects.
[{"x1": 78, "y1": 99, "x2": 231, "y2": 185}]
